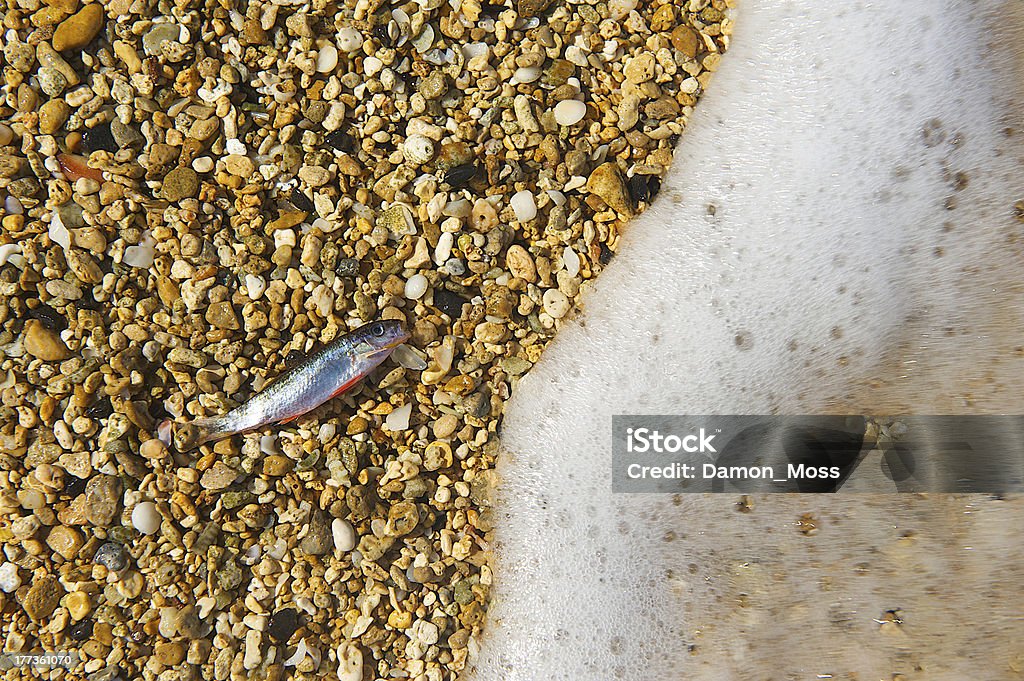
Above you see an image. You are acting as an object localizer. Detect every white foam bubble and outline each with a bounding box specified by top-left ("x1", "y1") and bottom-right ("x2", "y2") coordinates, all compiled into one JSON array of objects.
[{"x1": 469, "y1": 2, "x2": 1024, "y2": 679}]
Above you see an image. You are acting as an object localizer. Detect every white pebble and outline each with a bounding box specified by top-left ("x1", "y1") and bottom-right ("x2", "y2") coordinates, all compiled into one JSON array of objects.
[
  {"x1": 405, "y1": 273, "x2": 428, "y2": 300},
  {"x1": 260, "y1": 435, "x2": 281, "y2": 456},
  {"x1": 5, "y1": 195, "x2": 23, "y2": 214},
  {"x1": 546, "y1": 190, "x2": 567, "y2": 206},
  {"x1": 553, "y1": 99, "x2": 587, "y2": 126},
  {"x1": 131, "y1": 501, "x2": 161, "y2": 535},
  {"x1": 0, "y1": 244, "x2": 21, "y2": 267},
  {"x1": 332, "y1": 518, "x2": 356, "y2": 552},
  {"x1": 513, "y1": 66, "x2": 541, "y2": 84},
  {"x1": 245, "y1": 274, "x2": 266, "y2": 300},
  {"x1": 363, "y1": 56, "x2": 384, "y2": 77},
  {"x1": 393, "y1": 344, "x2": 428, "y2": 370},
  {"x1": 402, "y1": 134, "x2": 435, "y2": 164},
  {"x1": 337, "y1": 27, "x2": 363, "y2": 53},
  {"x1": 543, "y1": 289, "x2": 571, "y2": 319},
  {"x1": 192, "y1": 156, "x2": 214, "y2": 173},
  {"x1": 123, "y1": 231, "x2": 156, "y2": 269},
  {"x1": 318, "y1": 423, "x2": 336, "y2": 441},
  {"x1": 0, "y1": 563, "x2": 21, "y2": 593},
  {"x1": 274, "y1": 229, "x2": 296, "y2": 248},
  {"x1": 510, "y1": 190, "x2": 538, "y2": 222},
  {"x1": 337, "y1": 643, "x2": 363, "y2": 681},
  {"x1": 316, "y1": 43, "x2": 339, "y2": 73},
  {"x1": 434, "y1": 231, "x2": 454, "y2": 265},
  {"x1": 386, "y1": 403, "x2": 413, "y2": 431},
  {"x1": 563, "y1": 247, "x2": 581, "y2": 277},
  {"x1": 49, "y1": 213, "x2": 71, "y2": 251},
  {"x1": 225, "y1": 138, "x2": 246, "y2": 155}
]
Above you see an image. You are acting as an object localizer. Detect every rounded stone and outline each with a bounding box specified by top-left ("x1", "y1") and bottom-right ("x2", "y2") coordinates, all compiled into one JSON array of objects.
[
  {"x1": 553, "y1": 99, "x2": 587, "y2": 126},
  {"x1": 131, "y1": 501, "x2": 161, "y2": 535},
  {"x1": 52, "y1": 5, "x2": 105, "y2": 52}
]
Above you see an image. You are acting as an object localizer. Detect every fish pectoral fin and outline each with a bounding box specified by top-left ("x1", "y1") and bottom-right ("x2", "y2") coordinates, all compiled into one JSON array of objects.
[
  {"x1": 278, "y1": 413, "x2": 302, "y2": 425},
  {"x1": 329, "y1": 374, "x2": 365, "y2": 400}
]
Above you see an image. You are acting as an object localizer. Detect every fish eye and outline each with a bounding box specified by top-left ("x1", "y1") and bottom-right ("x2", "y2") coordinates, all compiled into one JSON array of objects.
[{"x1": 371, "y1": 323, "x2": 385, "y2": 337}]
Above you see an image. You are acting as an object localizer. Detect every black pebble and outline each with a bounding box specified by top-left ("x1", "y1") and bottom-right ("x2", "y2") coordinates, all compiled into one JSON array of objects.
[
  {"x1": 28, "y1": 304, "x2": 67, "y2": 332},
  {"x1": 287, "y1": 191, "x2": 314, "y2": 214},
  {"x1": 267, "y1": 608, "x2": 299, "y2": 643},
  {"x1": 433, "y1": 288, "x2": 467, "y2": 319},
  {"x1": 82, "y1": 122, "x2": 118, "y2": 153},
  {"x1": 336, "y1": 258, "x2": 360, "y2": 278},
  {"x1": 325, "y1": 130, "x2": 356, "y2": 153},
  {"x1": 93, "y1": 542, "x2": 128, "y2": 572},
  {"x1": 68, "y1": 620, "x2": 93, "y2": 641},
  {"x1": 443, "y1": 164, "x2": 478, "y2": 189},
  {"x1": 85, "y1": 398, "x2": 114, "y2": 420},
  {"x1": 599, "y1": 244, "x2": 614, "y2": 265},
  {"x1": 63, "y1": 475, "x2": 87, "y2": 498}
]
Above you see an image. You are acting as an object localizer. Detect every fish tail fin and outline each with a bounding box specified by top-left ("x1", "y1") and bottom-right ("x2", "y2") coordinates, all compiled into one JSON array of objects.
[{"x1": 158, "y1": 416, "x2": 232, "y2": 451}]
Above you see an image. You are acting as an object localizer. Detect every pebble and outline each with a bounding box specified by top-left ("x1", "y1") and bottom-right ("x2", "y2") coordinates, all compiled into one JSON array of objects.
[
  {"x1": 543, "y1": 289, "x2": 571, "y2": 319},
  {"x1": 553, "y1": 99, "x2": 587, "y2": 126},
  {"x1": 224, "y1": 154, "x2": 255, "y2": 177},
  {"x1": 132, "y1": 501, "x2": 161, "y2": 535},
  {"x1": 160, "y1": 166, "x2": 199, "y2": 201},
  {"x1": 587, "y1": 162, "x2": 635, "y2": 217},
  {"x1": 505, "y1": 245, "x2": 537, "y2": 282},
  {"x1": 201, "y1": 462, "x2": 238, "y2": 490},
  {"x1": 206, "y1": 301, "x2": 240, "y2": 329},
  {"x1": 332, "y1": 518, "x2": 356, "y2": 552},
  {"x1": 83, "y1": 475, "x2": 120, "y2": 526},
  {"x1": 510, "y1": 190, "x2": 538, "y2": 222},
  {"x1": 52, "y1": 4, "x2": 105, "y2": 52},
  {"x1": 300, "y1": 508, "x2": 332, "y2": 555},
  {"x1": 24, "y1": 319, "x2": 70, "y2": 361},
  {"x1": 66, "y1": 591, "x2": 92, "y2": 621},
  {"x1": 143, "y1": 23, "x2": 181, "y2": 57},
  {"x1": 403, "y1": 134, "x2": 435, "y2": 164},
  {"x1": 46, "y1": 525, "x2": 85, "y2": 560},
  {"x1": 0, "y1": 563, "x2": 21, "y2": 593},
  {"x1": 21, "y1": 576, "x2": 64, "y2": 624},
  {"x1": 563, "y1": 247, "x2": 581, "y2": 277},
  {"x1": 154, "y1": 641, "x2": 186, "y2": 666},
  {"x1": 317, "y1": 43, "x2": 338, "y2": 73},
  {"x1": 140, "y1": 438, "x2": 168, "y2": 459},
  {"x1": 337, "y1": 27, "x2": 363, "y2": 52},
  {"x1": 386, "y1": 403, "x2": 413, "y2": 431},
  {"x1": 405, "y1": 274, "x2": 428, "y2": 300},
  {"x1": 93, "y1": 542, "x2": 128, "y2": 571}
]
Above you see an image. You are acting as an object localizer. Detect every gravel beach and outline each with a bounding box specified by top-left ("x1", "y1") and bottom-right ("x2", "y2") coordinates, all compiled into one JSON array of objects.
[{"x1": 0, "y1": 0, "x2": 731, "y2": 678}]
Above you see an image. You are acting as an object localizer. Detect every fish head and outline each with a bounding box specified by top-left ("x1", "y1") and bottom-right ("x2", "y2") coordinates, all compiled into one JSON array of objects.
[{"x1": 353, "y1": 320, "x2": 411, "y2": 361}]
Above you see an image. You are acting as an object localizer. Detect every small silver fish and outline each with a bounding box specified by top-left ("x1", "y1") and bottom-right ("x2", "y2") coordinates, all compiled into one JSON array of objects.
[{"x1": 158, "y1": 320, "x2": 410, "y2": 451}]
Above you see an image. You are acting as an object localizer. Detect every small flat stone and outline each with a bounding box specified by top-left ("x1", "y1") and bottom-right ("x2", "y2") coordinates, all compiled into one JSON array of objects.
[
  {"x1": 84, "y1": 474, "x2": 121, "y2": 526},
  {"x1": 200, "y1": 461, "x2": 238, "y2": 490},
  {"x1": 671, "y1": 25, "x2": 701, "y2": 58},
  {"x1": 160, "y1": 166, "x2": 198, "y2": 202},
  {"x1": 299, "y1": 507, "x2": 332, "y2": 555},
  {"x1": 223, "y1": 154, "x2": 255, "y2": 177},
  {"x1": 22, "y1": 575, "x2": 65, "y2": 622},
  {"x1": 110, "y1": 119, "x2": 144, "y2": 147},
  {"x1": 65, "y1": 591, "x2": 91, "y2": 620},
  {"x1": 45, "y1": 525, "x2": 84, "y2": 560},
  {"x1": 587, "y1": 162, "x2": 635, "y2": 217},
  {"x1": 205, "y1": 301, "x2": 239, "y2": 330},
  {"x1": 52, "y1": 4, "x2": 104, "y2": 52},
  {"x1": 24, "y1": 319, "x2": 70, "y2": 361}
]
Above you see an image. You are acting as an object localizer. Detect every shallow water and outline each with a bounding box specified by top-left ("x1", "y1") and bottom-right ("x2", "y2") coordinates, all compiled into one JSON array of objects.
[{"x1": 470, "y1": 1, "x2": 1024, "y2": 679}]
